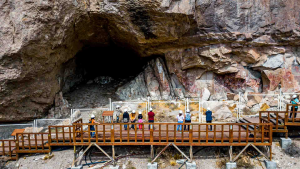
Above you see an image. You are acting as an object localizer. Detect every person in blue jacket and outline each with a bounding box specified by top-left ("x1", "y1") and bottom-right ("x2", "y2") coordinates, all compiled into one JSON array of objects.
[
  {"x1": 205, "y1": 107, "x2": 212, "y2": 131},
  {"x1": 290, "y1": 95, "x2": 299, "y2": 118}
]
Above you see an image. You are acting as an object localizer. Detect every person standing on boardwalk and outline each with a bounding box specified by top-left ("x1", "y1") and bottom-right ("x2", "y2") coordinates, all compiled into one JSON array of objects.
[
  {"x1": 205, "y1": 107, "x2": 212, "y2": 131},
  {"x1": 184, "y1": 109, "x2": 191, "y2": 131},
  {"x1": 148, "y1": 108, "x2": 155, "y2": 130},
  {"x1": 177, "y1": 110, "x2": 184, "y2": 131},
  {"x1": 130, "y1": 110, "x2": 137, "y2": 130},
  {"x1": 114, "y1": 105, "x2": 121, "y2": 123},
  {"x1": 123, "y1": 109, "x2": 129, "y2": 130},
  {"x1": 138, "y1": 111, "x2": 143, "y2": 129},
  {"x1": 89, "y1": 114, "x2": 99, "y2": 138},
  {"x1": 290, "y1": 95, "x2": 299, "y2": 118}
]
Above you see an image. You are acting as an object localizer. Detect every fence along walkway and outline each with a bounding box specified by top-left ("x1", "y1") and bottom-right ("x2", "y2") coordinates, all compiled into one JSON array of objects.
[
  {"x1": 3, "y1": 104, "x2": 300, "y2": 161},
  {"x1": 255, "y1": 104, "x2": 300, "y2": 138},
  {"x1": 0, "y1": 119, "x2": 273, "y2": 160}
]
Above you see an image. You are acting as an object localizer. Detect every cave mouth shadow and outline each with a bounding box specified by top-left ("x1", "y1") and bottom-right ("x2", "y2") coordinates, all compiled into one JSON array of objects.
[
  {"x1": 62, "y1": 44, "x2": 160, "y2": 107},
  {"x1": 75, "y1": 44, "x2": 152, "y2": 82}
]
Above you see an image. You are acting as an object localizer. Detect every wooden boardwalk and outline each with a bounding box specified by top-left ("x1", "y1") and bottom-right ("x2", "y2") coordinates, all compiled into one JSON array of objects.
[
  {"x1": 1, "y1": 104, "x2": 300, "y2": 161},
  {"x1": 1, "y1": 119, "x2": 273, "y2": 160}
]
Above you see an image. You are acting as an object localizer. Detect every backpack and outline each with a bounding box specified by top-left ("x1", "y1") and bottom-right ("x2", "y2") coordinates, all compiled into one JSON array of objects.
[{"x1": 186, "y1": 113, "x2": 191, "y2": 121}]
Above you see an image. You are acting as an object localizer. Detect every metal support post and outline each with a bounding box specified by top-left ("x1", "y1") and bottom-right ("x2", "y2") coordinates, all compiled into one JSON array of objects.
[
  {"x1": 151, "y1": 145, "x2": 154, "y2": 159},
  {"x1": 112, "y1": 145, "x2": 115, "y2": 166},
  {"x1": 229, "y1": 146, "x2": 233, "y2": 162},
  {"x1": 190, "y1": 145, "x2": 193, "y2": 161},
  {"x1": 73, "y1": 146, "x2": 76, "y2": 165},
  {"x1": 109, "y1": 98, "x2": 112, "y2": 111}
]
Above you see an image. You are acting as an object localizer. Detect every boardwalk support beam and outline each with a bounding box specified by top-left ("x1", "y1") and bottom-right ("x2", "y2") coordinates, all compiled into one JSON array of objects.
[
  {"x1": 229, "y1": 146, "x2": 233, "y2": 162},
  {"x1": 112, "y1": 145, "x2": 115, "y2": 166},
  {"x1": 150, "y1": 145, "x2": 154, "y2": 159},
  {"x1": 151, "y1": 143, "x2": 191, "y2": 164},
  {"x1": 72, "y1": 143, "x2": 114, "y2": 167},
  {"x1": 233, "y1": 144, "x2": 269, "y2": 162},
  {"x1": 190, "y1": 145, "x2": 193, "y2": 161}
]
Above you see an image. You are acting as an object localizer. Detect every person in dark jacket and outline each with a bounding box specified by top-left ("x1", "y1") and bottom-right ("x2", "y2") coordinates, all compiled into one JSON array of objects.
[
  {"x1": 148, "y1": 108, "x2": 155, "y2": 130},
  {"x1": 123, "y1": 109, "x2": 129, "y2": 130},
  {"x1": 205, "y1": 107, "x2": 212, "y2": 131},
  {"x1": 184, "y1": 109, "x2": 192, "y2": 131},
  {"x1": 138, "y1": 111, "x2": 143, "y2": 129}
]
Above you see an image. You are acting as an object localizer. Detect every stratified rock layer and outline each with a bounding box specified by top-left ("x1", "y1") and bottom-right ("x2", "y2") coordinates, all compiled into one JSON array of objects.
[{"x1": 1, "y1": 0, "x2": 300, "y2": 121}]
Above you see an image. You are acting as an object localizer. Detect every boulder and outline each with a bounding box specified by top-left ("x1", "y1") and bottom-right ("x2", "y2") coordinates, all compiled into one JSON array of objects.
[
  {"x1": 247, "y1": 99, "x2": 258, "y2": 108},
  {"x1": 227, "y1": 93, "x2": 235, "y2": 100},
  {"x1": 262, "y1": 69, "x2": 282, "y2": 91},
  {"x1": 269, "y1": 99, "x2": 278, "y2": 107},
  {"x1": 262, "y1": 54, "x2": 284, "y2": 69},
  {"x1": 247, "y1": 95, "x2": 262, "y2": 103},
  {"x1": 213, "y1": 106, "x2": 233, "y2": 120},
  {"x1": 234, "y1": 95, "x2": 240, "y2": 101}
]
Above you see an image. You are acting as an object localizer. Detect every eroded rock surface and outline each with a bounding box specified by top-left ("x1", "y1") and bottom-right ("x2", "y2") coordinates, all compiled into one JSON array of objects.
[{"x1": 1, "y1": 0, "x2": 300, "y2": 121}]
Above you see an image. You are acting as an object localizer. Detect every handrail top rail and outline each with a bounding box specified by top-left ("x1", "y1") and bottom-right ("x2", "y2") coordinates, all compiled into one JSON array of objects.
[
  {"x1": 0, "y1": 139, "x2": 16, "y2": 141},
  {"x1": 16, "y1": 132, "x2": 49, "y2": 135},
  {"x1": 259, "y1": 111, "x2": 286, "y2": 113},
  {"x1": 48, "y1": 125, "x2": 74, "y2": 128},
  {"x1": 72, "y1": 122, "x2": 273, "y2": 126},
  {"x1": 72, "y1": 118, "x2": 83, "y2": 123},
  {"x1": 261, "y1": 118, "x2": 284, "y2": 121}
]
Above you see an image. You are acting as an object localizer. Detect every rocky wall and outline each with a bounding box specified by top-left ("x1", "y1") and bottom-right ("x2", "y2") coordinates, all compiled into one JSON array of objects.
[{"x1": 1, "y1": 0, "x2": 300, "y2": 121}]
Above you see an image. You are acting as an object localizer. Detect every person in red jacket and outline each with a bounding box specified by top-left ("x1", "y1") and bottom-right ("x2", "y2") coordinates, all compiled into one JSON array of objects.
[{"x1": 148, "y1": 108, "x2": 155, "y2": 130}]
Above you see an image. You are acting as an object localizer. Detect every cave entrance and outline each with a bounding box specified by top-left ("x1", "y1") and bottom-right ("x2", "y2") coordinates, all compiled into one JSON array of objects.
[{"x1": 63, "y1": 44, "x2": 152, "y2": 108}]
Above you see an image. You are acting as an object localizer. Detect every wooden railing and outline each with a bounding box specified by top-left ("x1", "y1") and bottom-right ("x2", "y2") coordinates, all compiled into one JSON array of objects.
[
  {"x1": 286, "y1": 104, "x2": 300, "y2": 125},
  {"x1": 259, "y1": 111, "x2": 287, "y2": 133},
  {"x1": 73, "y1": 118, "x2": 83, "y2": 124},
  {"x1": 48, "y1": 125, "x2": 74, "y2": 146},
  {"x1": 0, "y1": 122, "x2": 273, "y2": 161},
  {"x1": 0, "y1": 140, "x2": 16, "y2": 160},
  {"x1": 16, "y1": 133, "x2": 50, "y2": 153},
  {"x1": 73, "y1": 118, "x2": 83, "y2": 137},
  {"x1": 68, "y1": 123, "x2": 273, "y2": 146}
]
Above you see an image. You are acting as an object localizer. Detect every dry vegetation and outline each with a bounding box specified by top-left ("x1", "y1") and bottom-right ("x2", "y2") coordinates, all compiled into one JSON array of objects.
[
  {"x1": 284, "y1": 142, "x2": 300, "y2": 157},
  {"x1": 215, "y1": 147, "x2": 266, "y2": 169}
]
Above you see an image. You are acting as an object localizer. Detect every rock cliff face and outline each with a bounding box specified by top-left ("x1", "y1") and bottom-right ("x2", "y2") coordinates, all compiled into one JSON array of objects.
[{"x1": 1, "y1": 0, "x2": 300, "y2": 122}]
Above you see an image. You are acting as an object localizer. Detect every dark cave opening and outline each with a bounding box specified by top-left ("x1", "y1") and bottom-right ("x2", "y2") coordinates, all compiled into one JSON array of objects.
[
  {"x1": 75, "y1": 45, "x2": 151, "y2": 81},
  {"x1": 62, "y1": 44, "x2": 155, "y2": 108}
]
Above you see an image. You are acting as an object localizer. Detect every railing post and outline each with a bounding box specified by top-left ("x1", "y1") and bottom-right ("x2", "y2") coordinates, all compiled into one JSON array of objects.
[
  {"x1": 16, "y1": 134, "x2": 19, "y2": 152},
  {"x1": 48, "y1": 127, "x2": 52, "y2": 146},
  {"x1": 269, "y1": 124, "x2": 273, "y2": 161},
  {"x1": 259, "y1": 112, "x2": 262, "y2": 123},
  {"x1": 88, "y1": 124, "x2": 91, "y2": 143},
  {"x1": 229, "y1": 125, "x2": 233, "y2": 143},
  {"x1": 111, "y1": 124, "x2": 115, "y2": 143},
  {"x1": 150, "y1": 124, "x2": 154, "y2": 142},
  {"x1": 73, "y1": 124, "x2": 76, "y2": 145},
  {"x1": 285, "y1": 104, "x2": 289, "y2": 124},
  {"x1": 48, "y1": 132, "x2": 52, "y2": 154},
  {"x1": 189, "y1": 124, "x2": 193, "y2": 143},
  {"x1": 8, "y1": 141, "x2": 12, "y2": 157},
  {"x1": 2, "y1": 141, "x2": 5, "y2": 156}
]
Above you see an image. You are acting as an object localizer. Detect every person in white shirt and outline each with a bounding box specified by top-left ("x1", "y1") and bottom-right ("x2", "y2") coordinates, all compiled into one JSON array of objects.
[{"x1": 177, "y1": 110, "x2": 184, "y2": 131}]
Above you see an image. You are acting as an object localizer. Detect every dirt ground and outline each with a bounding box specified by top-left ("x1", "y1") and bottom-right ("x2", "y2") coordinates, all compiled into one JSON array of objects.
[{"x1": 3, "y1": 138, "x2": 300, "y2": 169}]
